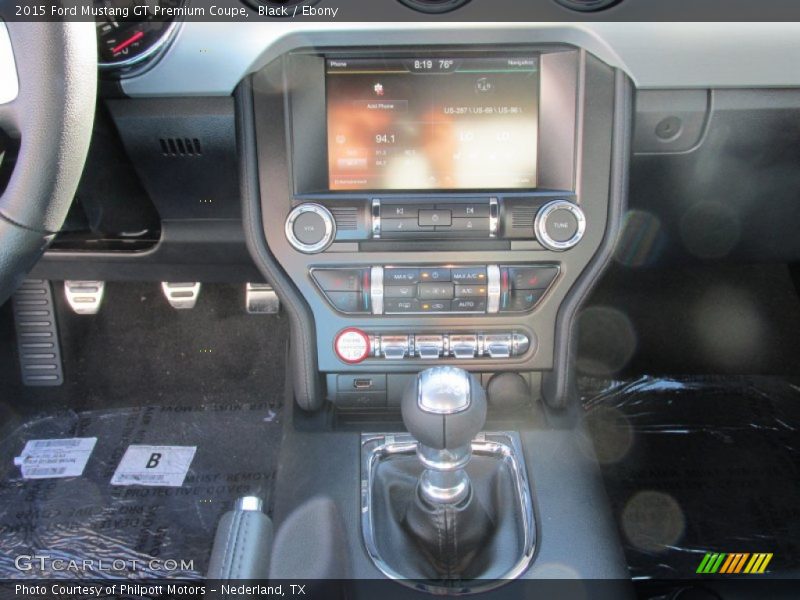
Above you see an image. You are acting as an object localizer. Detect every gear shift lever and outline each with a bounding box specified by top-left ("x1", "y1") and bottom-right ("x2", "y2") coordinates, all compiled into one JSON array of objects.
[
  {"x1": 365, "y1": 366, "x2": 531, "y2": 583},
  {"x1": 401, "y1": 367, "x2": 487, "y2": 505}
]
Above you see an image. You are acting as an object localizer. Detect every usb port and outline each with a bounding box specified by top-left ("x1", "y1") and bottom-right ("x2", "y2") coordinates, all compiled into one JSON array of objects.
[{"x1": 353, "y1": 378, "x2": 374, "y2": 390}]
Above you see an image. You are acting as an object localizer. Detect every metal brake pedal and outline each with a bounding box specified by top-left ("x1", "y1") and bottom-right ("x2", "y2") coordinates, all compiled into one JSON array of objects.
[
  {"x1": 12, "y1": 280, "x2": 64, "y2": 386},
  {"x1": 161, "y1": 282, "x2": 201, "y2": 309},
  {"x1": 64, "y1": 280, "x2": 105, "y2": 315},
  {"x1": 246, "y1": 283, "x2": 280, "y2": 314}
]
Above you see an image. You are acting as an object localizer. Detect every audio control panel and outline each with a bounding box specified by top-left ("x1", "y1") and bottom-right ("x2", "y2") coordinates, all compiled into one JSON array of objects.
[
  {"x1": 282, "y1": 196, "x2": 587, "y2": 252},
  {"x1": 311, "y1": 264, "x2": 560, "y2": 315}
]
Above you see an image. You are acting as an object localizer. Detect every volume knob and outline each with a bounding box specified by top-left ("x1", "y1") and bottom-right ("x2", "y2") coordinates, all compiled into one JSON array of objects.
[
  {"x1": 285, "y1": 204, "x2": 336, "y2": 253},
  {"x1": 534, "y1": 200, "x2": 586, "y2": 251}
]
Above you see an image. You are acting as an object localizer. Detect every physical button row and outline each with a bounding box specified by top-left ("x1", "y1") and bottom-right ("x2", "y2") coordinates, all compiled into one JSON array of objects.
[
  {"x1": 377, "y1": 332, "x2": 531, "y2": 360},
  {"x1": 312, "y1": 265, "x2": 559, "y2": 315},
  {"x1": 333, "y1": 328, "x2": 532, "y2": 364},
  {"x1": 383, "y1": 266, "x2": 488, "y2": 284},
  {"x1": 375, "y1": 199, "x2": 499, "y2": 238}
]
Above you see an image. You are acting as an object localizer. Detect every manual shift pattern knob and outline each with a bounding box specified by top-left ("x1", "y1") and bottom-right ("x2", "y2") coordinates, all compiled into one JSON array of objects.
[
  {"x1": 402, "y1": 367, "x2": 487, "y2": 505},
  {"x1": 417, "y1": 366, "x2": 472, "y2": 414},
  {"x1": 402, "y1": 367, "x2": 487, "y2": 451}
]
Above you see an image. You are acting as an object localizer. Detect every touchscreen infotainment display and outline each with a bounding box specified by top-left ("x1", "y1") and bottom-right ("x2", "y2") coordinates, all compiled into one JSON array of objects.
[{"x1": 326, "y1": 56, "x2": 539, "y2": 191}]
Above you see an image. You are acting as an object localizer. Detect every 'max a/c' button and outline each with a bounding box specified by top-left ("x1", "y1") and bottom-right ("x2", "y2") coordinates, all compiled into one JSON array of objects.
[{"x1": 451, "y1": 267, "x2": 487, "y2": 283}]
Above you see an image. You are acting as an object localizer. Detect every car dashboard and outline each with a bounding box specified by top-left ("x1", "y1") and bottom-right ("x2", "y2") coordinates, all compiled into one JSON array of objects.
[{"x1": 30, "y1": 18, "x2": 800, "y2": 412}]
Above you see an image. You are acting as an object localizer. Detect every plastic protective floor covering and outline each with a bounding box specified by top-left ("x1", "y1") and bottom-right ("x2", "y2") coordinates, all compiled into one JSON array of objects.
[
  {"x1": 582, "y1": 376, "x2": 800, "y2": 580},
  {"x1": 0, "y1": 401, "x2": 280, "y2": 579}
]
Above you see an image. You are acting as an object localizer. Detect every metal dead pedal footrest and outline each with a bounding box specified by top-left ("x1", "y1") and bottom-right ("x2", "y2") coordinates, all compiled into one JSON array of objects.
[
  {"x1": 161, "y1": 282, "x2": 201, "y2": 309},
  {"x1": 246, "y1": 283, "x2": 280, "y2": 314},
  {"x1": 11, "y1": 280, "x2": 64, "y2": 386},
  {"x1": 64, "y1": 280, "x2": 105, "y2": 315}
]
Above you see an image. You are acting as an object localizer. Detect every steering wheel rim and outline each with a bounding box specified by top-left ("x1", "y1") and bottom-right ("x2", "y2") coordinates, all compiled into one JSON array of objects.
[{"x1": 0, "y1": 20, "x2": 96, "y2": 303}]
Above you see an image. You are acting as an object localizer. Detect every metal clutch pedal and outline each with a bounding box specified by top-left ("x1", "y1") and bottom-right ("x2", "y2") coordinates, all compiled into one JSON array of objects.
[{"x1": 64, "y1": 280, "x2": 105, "y2": 315}]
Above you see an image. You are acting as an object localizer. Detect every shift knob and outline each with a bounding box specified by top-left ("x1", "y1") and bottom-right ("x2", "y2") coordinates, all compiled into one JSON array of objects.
[
  {"x1": 402, "y1": 367, "x2": 487, "y2": 505},
  {"x1": 401, "y1": 367, "x2": 487, "y2": 450}
]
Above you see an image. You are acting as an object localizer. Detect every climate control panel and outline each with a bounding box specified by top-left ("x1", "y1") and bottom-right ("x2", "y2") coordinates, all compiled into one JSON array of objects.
[
  {"x1": 333, "y1": 328, "x2": 533, "y2": 364},
  {"x1": 311, "y1": 264, "x2": 560, "y2": 315}
]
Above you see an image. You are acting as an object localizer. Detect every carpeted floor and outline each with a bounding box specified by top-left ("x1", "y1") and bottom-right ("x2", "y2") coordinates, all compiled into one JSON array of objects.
[{"x1": 0, "y1": 282, "x2": 288, "y2": 437}]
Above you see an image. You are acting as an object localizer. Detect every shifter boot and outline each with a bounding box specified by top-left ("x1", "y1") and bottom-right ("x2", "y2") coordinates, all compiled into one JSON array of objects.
[{"x1": 403, "y1": 487, "x2": 494, "y2": 578}]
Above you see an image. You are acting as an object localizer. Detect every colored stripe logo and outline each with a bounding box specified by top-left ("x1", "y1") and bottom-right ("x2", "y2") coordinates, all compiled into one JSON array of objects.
[{"x1": 696, "y1": 552, "x2": 773, "y2": 574}]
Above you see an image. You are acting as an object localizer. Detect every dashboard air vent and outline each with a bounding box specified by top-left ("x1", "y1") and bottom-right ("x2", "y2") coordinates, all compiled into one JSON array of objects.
[
  {"x1": 554, "y1": 0, "x2": 622, "y2": 11},
  {"x1": 331, "y1": 206, "x2": 358, "y2": 231},
  {"x1": 159, "y1": 137, "x2": 203, "y2": 157},
  {"x1": 397, "y1": 0, "x2": 471, "y2": 14}
]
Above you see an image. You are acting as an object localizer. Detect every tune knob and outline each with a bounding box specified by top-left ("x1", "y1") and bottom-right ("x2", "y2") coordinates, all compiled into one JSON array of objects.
[
  {"x1": 534, "y1": 200, "x2": 586, "y2": 251},
  {"x1": 285, "y1": 203, "x2": 336, "y2": 253}
]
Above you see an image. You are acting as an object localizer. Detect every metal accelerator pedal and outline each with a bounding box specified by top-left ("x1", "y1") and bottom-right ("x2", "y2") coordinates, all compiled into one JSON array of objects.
[
  {"x1": 11, "y1": 280, "x2": 64, "y2": 386},
  {"x1": 161, "y1": 282, "x2": 201, "y2": 309},
  {"x1": 246, "y1": 283, "x2": 280, "y2": 314}
]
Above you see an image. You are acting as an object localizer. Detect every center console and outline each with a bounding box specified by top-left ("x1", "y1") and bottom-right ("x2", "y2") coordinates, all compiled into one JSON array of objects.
[
  {"x1": 250, "y1": 44, "x2": 625, "y2": 413},
  {"x1": 243, "y1": 36, "x2": 631, "y2": 591}
]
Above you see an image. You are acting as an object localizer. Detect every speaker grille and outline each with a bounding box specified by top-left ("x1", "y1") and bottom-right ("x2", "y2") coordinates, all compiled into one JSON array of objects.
[
  {"x1": 511, "y1": 206, "x2": 537, "y2": 230},
  {"x1": 159, "y1": 137, "x2": 203, "y2": 157},
  {"x1": 331, "y1": 206, "x2": 358, "y2": 230}
]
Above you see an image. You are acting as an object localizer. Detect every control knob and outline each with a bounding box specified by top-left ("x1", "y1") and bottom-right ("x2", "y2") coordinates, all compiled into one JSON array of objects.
[
  {"x1": 534, "y1": 200, "x2": 586, "y2": 251},
  {"x1": 285, "y1": 203, "x2": 336, "y2": 253}
]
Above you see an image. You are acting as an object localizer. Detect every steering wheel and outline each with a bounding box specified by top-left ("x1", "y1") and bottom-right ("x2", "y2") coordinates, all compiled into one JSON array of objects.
[{"x1": 0, "y1": 20, "x2": 97, "y2": 303}]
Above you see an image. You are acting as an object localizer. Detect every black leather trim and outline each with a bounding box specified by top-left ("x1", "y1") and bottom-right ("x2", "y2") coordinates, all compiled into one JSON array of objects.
[
  {"x1": 542, "y1": 65, "x2": 632, "y2": 408},
  {"x1": 370, "y1": 454, "x2": 524, "y2": 580},
  {"x1": 269, "y1": 496, "x2": 351, "y2": 579},
  {"x1": 0, "y1": 21, "x2": 96, "y2": 305},
  {"x1": 0, "y1": 22, "x2": 96, "y2": 232},
  {"x1": 236, "y1": 78, "x2": 323, "y2": 411},
  {"x1": 207, "y1": 509, "x2": 273, "y2": 580}
]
